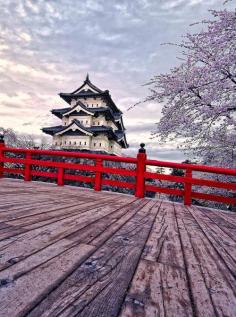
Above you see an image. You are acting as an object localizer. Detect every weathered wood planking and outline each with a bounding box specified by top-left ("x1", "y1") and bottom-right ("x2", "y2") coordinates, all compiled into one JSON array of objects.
[
  {"x1": 188, "y1": 206, "x2": 236, "y2": 276},
  {"x1": 119, "y1": 201, "x2": 194, "y2": 317},
  {"x1": 174, "y1": 204, "x2": 236, "y2": 317},
  {"x1": 198, "y1": 207, "x2": 236, "y2": 243},
  {"x1": 25, "y1": 200, "x2": 160, "y2": 317},
  {"x1": 0, "y1": 179, "x2": 235, "y2": 317}
]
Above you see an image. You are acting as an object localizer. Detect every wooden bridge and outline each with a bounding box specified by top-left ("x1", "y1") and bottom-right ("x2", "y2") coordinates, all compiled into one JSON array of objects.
[
  {"x1": 0, "y1": 179, "x2": 236, "y2": 317},
  {"x1": 0, "y1": 139, "x2": 235, "y2": 316}
]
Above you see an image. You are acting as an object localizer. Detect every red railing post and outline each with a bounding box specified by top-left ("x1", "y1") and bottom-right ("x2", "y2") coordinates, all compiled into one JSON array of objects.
[
  {"x1": 94, "y1": 158, "x2": 103, "y2": 191},
  {"x1": 184, "y1": 168, "x2": 192, "y2": 205},
  {"x1": 57, "y1": 167, "x2": 64, "y2": 186},
  {"x1": 0, "y1": 134, "x2": 5, "y2": 178},
  {"x1": 24, "y1": 152, "x2": 32, "y2": 181},
  {"x1": 135, "y1": 143, "x2": 147, "y2": 198}
]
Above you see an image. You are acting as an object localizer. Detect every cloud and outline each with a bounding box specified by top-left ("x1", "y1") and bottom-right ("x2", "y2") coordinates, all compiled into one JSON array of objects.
[
  {"x1": 20, "y1": 32, "x2": 31, "y2": 42},
  {"x1": 0, "y1": 0, "x2": 234, "y2": 161}
]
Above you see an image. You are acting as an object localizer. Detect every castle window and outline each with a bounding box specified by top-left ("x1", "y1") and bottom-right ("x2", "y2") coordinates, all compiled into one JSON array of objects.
[
  {"x1": 94, "y1": 142, "x2": 96, "y2": 147},
  {"x1": 97, "y1": 122, "x2": 100, "y2": 125},
  {"x1": 55, "y1": 142, "x2": 57, "y2": 146},
  {"x1": 86, "y1": 120, "x2": 88, "y2": 124},
  {"x1": 74, "y1": 141, "x2": 76, "y2": 145},
  {"x1": 79, "y1": 141, "x2": 81, "y2": 145},
  {"x1": 84, "y1": 141, "x2": 86, "y2": 145},
  {"x1": 64, "y1": 141, "x2": 66, "y2": 145},
  {"x1": 69, "y1": 141, "x2": 71, "y2": 145},
  {"x1": 111, "y1": 145, "x2": 113, "y2": 148},
  {"x1": 64, "y1": 122, "x2": 66, "y2": 125},
  {"x1": 99, "y1": 143, "x2": 102, "y2": 147}
]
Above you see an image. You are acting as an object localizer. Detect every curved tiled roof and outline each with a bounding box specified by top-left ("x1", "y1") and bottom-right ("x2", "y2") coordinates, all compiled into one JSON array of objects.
[
  {"x1": 71, "y1": 74, "x2": 104, "y2": 94},
  {"x1": 51, "y1": 102, "x2": 122, "y2": 126},
  {"x1": 42, "y1": 120, "x2": 128, "y2": 148},
  {"x1": 43, "y1": 75, "x2": 128, "y2": 149}
]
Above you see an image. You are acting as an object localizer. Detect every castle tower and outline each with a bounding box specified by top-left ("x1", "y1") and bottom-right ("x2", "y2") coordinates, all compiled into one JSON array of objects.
[{"x1": 42, "y1": 75, "x2": 128, "y2": 155}]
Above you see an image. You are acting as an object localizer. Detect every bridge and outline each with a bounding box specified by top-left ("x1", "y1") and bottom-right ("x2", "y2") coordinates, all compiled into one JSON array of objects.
[{"x1": 0, "y1": 138, "x2": 235, "y2": 316}]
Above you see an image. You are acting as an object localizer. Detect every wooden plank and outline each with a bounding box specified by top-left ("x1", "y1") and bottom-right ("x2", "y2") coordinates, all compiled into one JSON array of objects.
[
  {"x1": 0, "y1": 200, "x2": 138, "y2": 279},
  {"x1": 120, "y1": 201, "x2": 193, "y2": 317},
  {"x1": 0, "y1": 199, "x2": 136, "y2": 271},
  {"x1": 198, "y1": 207, "x2": 236, "y2": 242},
  {"x1": 0, "y1": 198, "x2": 117, "y2": 242},
  {"x1": 65, "y1": 198, "x2": 146, "y2": 245},
  {"x1": 0, "y1": 197, "x2": 109, "y2": 223},
  {"x1": 0, "y1": 200, "x2": 80, "y2": 220},
  {"x1": 1, "y1": 179, "x2": 235, "y2": 316},
  {"x1": 187, "y1": 206, "x2": 236, "y2": 276},
  {"x1": 120, "y1": 260, "x2": 193, "y2": 317},
  {"x1": 142, "y1": 201, "x2": 184, "y2": 268},
  {"x1": 0, "y1": 238, "x2": 85, "y2": 280},
  {"x1": 174, "y1": 204, "x2": 236, "y2": 317},
  {"x1": 90, "y1": 199, "x2": 158, "y2": 247},
  {"x1": 0, "y1": 243, "x2": 95, "y2": 317},
  {"x1": 24, "y1": 200, "x2": 160, "y2": 317}
]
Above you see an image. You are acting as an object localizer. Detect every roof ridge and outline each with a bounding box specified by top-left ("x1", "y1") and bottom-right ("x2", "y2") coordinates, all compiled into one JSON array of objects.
[{"x1": 71, "y1": 75, "x2": 104, "y2": 94}]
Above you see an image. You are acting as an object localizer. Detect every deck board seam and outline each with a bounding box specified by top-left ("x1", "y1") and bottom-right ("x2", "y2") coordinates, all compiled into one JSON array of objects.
[
  {"x1": 0, "y1": 197, "x2": 114, "y2": 224},
  {"x1": 0, "y1": 198, "x2": 138, "y2": 276},
  {"x1": 198, "y1": 207, "x2": 236, "y2": 240},
  {"x1": 0, "y1": 198, "x2": 122, "y2": 242},
  {"x1": 187, "y1": 206, "x2": 236, "y2": 280},
  {"x1": 173, "y1": 203, "x2": 197, "y2": 317},
  {"x1": 20, "y1": 200, "x2": 153, "y2": 316},
  {"x1": 87, "y1": 199, "x2": 150, "y2": 246},
  {"x1": 116, "y1": 200, "x2": 163, "y2": 317}
]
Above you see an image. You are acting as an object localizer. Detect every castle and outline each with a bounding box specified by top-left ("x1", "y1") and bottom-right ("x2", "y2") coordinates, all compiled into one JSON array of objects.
[{"x1": 42, "y1": 75, "x2": 128, "y2": 155}]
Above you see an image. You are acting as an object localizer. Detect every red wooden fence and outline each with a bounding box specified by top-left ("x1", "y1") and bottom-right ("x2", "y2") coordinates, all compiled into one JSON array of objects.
[{"x1": 0, "y1": 137, "x2": 235, "y2": 206}]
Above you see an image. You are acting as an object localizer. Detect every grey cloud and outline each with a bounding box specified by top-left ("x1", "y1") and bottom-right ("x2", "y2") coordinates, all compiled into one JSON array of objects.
[
  {"x1": 1, "y1": 102, "x2": 23, "y2": 109},
  {"x1": 0, "y1": 0, "x2": 234, "y2": 155},
  {"x1": 22, "y1": 122, "x2": 32, "y2": 126},
  {"x1": 124, "y1": 144, "x2": 187, "y2": 162},
  {"x1": 0, "y1": 112, "x2": 12, "y2": 117},
  {"x1": 126, "y1": 122, "x2": 157, "y2": 134}
]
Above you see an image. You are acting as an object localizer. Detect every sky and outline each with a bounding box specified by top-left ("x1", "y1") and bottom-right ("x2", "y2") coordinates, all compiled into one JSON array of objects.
[{"x1": 0, "y1": 0, "x2": 234, "y2": 160}]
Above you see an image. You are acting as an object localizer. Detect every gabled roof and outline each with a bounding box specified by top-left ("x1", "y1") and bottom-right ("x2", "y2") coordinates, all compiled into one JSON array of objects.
[
  {"x1": 59, "y1": 74, "x2": 105, "y2": 104},
  {"x1": 51, "y1": 107, "x2": 71, "y2": 119},
  {"x1": 42, "y1": 120, "x2": 128, "y2": 148},
  {"x1": 51, "y1": 102, "x2": 123, "y2": 130},
  {"x1": 55, "y1": 120, "x2": 93, "y2": 136},
  {"x1": 114, "y1": 131, "x2": 129, "y2": 148},
  {"x1": 42, "y1": 125, "x2": 63, "y2": 136},
  {"x1": 72, "y1": 74, "x2": 104, "y2": 94},
  {"x1": 63, "y1": 100, "x2": 94, "y2": 116},
  {"x1": 59, "y1": 76, "x2": 121, "y2": 114}
]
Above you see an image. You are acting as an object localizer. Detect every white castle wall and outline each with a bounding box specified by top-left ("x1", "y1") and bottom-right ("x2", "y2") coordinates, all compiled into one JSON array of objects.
[
  {"x1": 53, "y1": 133, "x2": 122, "y2": 155},
  {"x1": 73, "y1": 97, "x2": 107, "y2": 108},
  {"x1": 52, "y1": 94, "x2": 124, "y2": 155}
]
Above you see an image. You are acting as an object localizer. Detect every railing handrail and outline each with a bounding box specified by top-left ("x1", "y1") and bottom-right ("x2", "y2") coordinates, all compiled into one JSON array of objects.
[
  {"x1": 3, "y1": 146, "x2": 236, "y2": 176},
  {"x1": 0, "y1": 140, "x2": 235, "y2": 207},
  {"x1": 2, "y1": 146, "x2": 137, "y2": 164},
  {"x1": 146, "y1": 159, "x2": 236, "y2": 176}
]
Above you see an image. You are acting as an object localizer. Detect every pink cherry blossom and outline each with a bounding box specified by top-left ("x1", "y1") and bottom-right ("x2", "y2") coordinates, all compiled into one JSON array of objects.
[{"x1": 147, "y1": 9, "x2": 236, "y2": 169}]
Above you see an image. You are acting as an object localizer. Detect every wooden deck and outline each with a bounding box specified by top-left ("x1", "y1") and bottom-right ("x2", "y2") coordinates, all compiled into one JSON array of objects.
[{"x1": 0, "y1": 179, "x2": 235, "y2": 317}]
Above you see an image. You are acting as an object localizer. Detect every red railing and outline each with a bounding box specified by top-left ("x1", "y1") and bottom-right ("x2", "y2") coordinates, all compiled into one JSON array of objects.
[{"x1": 0, "y1": 139, "x2": 235, "y2": 206}]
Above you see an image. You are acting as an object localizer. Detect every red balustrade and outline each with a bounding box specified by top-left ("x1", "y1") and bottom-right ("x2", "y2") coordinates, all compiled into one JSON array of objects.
[{"x1": 0, "y1": 136, "x2": 235, "y2": 206}]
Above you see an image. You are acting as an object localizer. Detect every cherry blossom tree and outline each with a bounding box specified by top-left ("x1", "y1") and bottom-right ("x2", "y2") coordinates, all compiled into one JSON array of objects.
[{"x1": 147, "y1": 8, "x2": 236, "y2": 168}]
